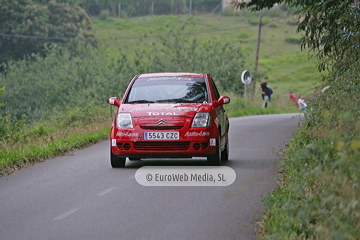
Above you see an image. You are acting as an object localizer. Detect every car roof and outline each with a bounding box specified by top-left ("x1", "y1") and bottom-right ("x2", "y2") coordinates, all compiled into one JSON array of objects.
[{"x1": 137, "y1": 72, "x2": 205, "y2": 78}]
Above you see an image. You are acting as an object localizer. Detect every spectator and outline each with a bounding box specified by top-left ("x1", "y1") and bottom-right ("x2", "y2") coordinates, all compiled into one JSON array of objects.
[
  {"x1": 297, "y1": 96, "x2": 307, "y2": 110},
  {"x1": 283, "y1": 92, "x2": 298, "y2": 106},
  {"x1": 258, "y1": 77, "x2": 272, "y2": 108}
]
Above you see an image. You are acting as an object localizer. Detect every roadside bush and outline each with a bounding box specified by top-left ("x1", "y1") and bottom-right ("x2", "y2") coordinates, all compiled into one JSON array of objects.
[
  {"x1": 248, "y1": 17, "x2": 270, "y2": 26},
  {"x1": 0, "y1": 45, "x2": 132, "y2": 120},
  {"x1": 287, "y1": 20, "x2": 299, "y2": 26},
  {"x1": 248, "y1": 17, "x2": 259, "y2": 25},
  {"x1": 268, "y1": 23, "x2": 277, "y2": 28},
  {"x1": 285, "y1": 36, "x2": 301, "y2": 44},
  {"x1": 238, "y1": 32, "x2": 250, "y2": 39},
  {"x1": 99, "y1": 10, "x2": 110, "y2": 20}
]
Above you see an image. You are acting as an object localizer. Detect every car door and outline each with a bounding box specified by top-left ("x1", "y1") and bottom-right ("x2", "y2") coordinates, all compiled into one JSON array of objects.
[{"x1": 209, "y1": 77, "x2": 227, "y2": 140}]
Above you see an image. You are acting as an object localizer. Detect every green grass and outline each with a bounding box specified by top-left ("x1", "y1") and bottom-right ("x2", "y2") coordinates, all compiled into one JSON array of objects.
[{"x1": 0, "y1": 128, "x2": 109, "y2": 177}]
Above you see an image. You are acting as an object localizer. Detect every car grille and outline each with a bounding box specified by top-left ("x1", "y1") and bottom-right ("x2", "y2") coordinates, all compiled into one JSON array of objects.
[
  {"x1": 140, "y1": 126, "x2": 183, "y2": 130},
  {"x1": 134, "y1": 142, "x2": 190, "y2": 151}
]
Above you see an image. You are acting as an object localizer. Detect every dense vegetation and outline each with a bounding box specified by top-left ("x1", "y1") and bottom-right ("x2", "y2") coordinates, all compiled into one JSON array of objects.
[{"x1": 233, "y1": 0, "x2": 360, "y2": 238}]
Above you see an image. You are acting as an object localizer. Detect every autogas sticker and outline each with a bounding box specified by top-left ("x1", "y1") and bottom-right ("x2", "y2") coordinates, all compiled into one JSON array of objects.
[
  {"x1": 116, "y1": 132, "x2": 139, "y2": 137},
  {"x1": 184, "y1": 131, "x2": 210, "y2": 137},
  {"x1": 210, "y1": 138, "x2": 216, "y2": 146},
  {"x1": 111, "y1": 139, "x2": 117, "y2": 146}
]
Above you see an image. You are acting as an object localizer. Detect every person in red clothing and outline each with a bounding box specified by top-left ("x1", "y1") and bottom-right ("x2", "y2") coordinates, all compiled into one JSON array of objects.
[{"x1": 283, "y1": 92, "x2": 298, "y2": 106}]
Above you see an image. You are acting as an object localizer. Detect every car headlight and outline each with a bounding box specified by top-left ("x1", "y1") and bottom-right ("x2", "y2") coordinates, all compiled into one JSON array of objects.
[
  {"x1": 191, "y1": 112, "x2": 210, "y2": 128},
  {"x1": 116, "y1": 113, "x2": 133, "y2": 128}
]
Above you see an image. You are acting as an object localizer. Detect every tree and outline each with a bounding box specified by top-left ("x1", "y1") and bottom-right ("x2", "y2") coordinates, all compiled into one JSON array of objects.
[
  {"x1": 0, "y1": 0, "x2": 48, "y2": 63},
  {"x1": 47, "y1": 0, "x2": 97, "y2": 52},
  {"x1": 0, "y1": 0, "x2": 97, "y2": 65}
]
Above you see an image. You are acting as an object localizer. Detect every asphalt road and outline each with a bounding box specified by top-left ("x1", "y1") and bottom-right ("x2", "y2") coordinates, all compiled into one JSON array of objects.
[{"x1": 0, "y1": 113, "x2": 301, "y2": 240}]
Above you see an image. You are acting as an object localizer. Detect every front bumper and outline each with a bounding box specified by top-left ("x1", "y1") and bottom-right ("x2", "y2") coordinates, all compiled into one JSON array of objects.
[{"x1": 110, "y1": 128, "x2": 217, "y2": 158}]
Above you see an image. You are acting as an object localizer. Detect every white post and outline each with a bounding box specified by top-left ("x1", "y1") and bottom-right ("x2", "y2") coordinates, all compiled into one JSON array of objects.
[
  {"x1": 118, "y1": 3, "x2": 121, "y2": 18},
  {"x1": 189, "y1": 1, "x2": 192, "y2": 15},
  {"x1": 151, "y1": 1, "x2": 154, "y2": 15},
  {"x1": 244, "y1": 83, "x2": 247, "y2": 105}
]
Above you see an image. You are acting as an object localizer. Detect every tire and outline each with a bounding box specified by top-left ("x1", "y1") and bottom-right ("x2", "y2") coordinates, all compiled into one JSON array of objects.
[
  {"x1": 221, "y1": 136, "x2": 229, "y2": 161},
  {"x1": 110, "y1": 148, "x2": 126, "y2": 168},
  {"x1": 207, "y1": 133, "x2": 221, "y2": 166}
]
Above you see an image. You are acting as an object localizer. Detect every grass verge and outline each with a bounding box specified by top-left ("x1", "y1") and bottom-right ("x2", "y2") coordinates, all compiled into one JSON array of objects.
[{"x1": 0, "y1": 128, "x2": 109, "y2": 177}]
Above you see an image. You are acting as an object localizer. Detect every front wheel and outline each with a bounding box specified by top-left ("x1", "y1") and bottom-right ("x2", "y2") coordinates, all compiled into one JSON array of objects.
[
  {"x1": 111, "y1": 148, "x2": 126, "y2": 168},
  {"x1": 221, "y1": 137, "x2": 229, "y2": 161},
  {"x1": 207, "y1": 133, "x2": 221, "y2": 166}
]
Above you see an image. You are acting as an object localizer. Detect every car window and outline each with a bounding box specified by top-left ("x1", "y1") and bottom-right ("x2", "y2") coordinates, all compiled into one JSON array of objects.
[
  {"x1": 210, "y1": 78, "x2": 220, "y2": 100},
  {"x1": 125, "y1": 77, "x2": 209, "y2": 104}
]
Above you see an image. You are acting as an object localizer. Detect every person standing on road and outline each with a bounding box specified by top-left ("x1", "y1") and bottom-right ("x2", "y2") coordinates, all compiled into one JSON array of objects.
[{"x1": 258, "y1": 77, "x2": 272, "y2": 108}]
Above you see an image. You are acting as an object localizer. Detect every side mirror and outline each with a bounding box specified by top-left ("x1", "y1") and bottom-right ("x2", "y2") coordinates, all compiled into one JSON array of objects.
[
  {"x1": 215, "y1": 96, "x2": 230, "y2": 106},
  {"x1": 108, "y1": 97, "x2": 120, "y2": 107}
]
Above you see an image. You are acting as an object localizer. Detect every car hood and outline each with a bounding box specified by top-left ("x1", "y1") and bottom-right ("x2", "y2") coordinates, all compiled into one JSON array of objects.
[{"x1": 119, "y1": 103, "x2": 209, "y2": 118}]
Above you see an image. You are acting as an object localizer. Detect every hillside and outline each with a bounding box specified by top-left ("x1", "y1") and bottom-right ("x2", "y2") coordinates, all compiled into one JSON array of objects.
[{"x1": 91, "y1": 10, "x2": 322, "y2": 98}]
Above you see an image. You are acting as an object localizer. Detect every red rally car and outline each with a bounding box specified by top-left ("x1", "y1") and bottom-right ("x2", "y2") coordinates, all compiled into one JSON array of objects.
[{"x1": 108, "y1": 72, "x2": 230, "y2": 167}]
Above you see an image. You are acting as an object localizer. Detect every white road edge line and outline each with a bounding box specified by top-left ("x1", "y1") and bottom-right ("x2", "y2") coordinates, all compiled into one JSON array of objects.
[
  {"x1": 54, "y1": 208, "x2": 79, "y2": 221},
  {"x1": 98, "y1": 187, "x2": 116, "y2": 196}
]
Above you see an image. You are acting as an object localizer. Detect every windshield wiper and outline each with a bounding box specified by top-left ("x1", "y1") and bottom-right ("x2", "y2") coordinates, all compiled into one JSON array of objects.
[{"x1": 127, "y1": 100, "x2": 155, "y2": 103}]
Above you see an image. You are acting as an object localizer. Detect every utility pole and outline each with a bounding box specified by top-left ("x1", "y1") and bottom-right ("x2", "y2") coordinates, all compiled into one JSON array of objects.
[
  {"x1": 118, "y1": 3, "x2": 121, "y2": 18},
  {"x1": 252, "y1": 11, "x2": 262, "y2": 96}
]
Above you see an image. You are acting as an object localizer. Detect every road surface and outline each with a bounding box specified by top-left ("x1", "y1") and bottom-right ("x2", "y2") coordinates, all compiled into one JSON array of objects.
[{"x1": 0, "y1": 113, "x2": 301, "y2": 240}]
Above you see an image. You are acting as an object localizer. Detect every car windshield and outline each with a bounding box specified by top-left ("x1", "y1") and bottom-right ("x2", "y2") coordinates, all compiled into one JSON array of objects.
[{"x1": 125, "y1": 76, "x2": 209, "y2": 104}]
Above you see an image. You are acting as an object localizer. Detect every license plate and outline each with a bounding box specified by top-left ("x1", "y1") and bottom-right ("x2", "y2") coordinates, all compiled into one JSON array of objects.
[{"x1": 144, "y1": 132, "x2": 179, "y2": 140}]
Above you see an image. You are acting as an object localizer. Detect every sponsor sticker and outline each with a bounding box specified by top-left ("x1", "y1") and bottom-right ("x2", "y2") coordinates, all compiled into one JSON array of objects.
[
  {"x1": 184, "y1": 131, "x2": 210, "y2": 137},
  {"x1": 147, "y1": 112, "x2": 178, "y2": 116},
  {"x1": 116, "y1": 132, "x2": 139, "y2": 137},
  {"x1": 111, "y1": 139, "x2": 117, "y2": 146},
  {"x1": 210, "y1": 138, "x2": 216, "y2": 146}
]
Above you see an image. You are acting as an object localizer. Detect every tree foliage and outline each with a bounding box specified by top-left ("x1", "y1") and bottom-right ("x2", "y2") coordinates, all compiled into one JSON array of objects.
[
  {"x1": 0, "y1": 0, "x2": 97, "y2": 65},
  {"x1": 232, "y1": 0, "x2": 360, "y2": 71},
  {"x1": 0, "y1": 0, "x2": 48, "y2": 63}
]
